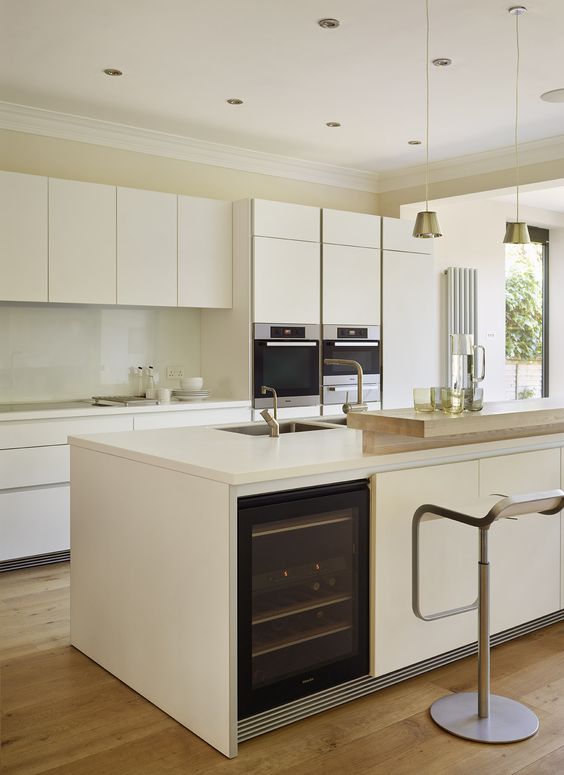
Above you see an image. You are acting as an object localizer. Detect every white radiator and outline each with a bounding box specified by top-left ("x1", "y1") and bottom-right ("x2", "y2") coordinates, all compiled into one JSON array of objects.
[{"x1": 446, "y1": 267, "x2": 478, "y2": 380}]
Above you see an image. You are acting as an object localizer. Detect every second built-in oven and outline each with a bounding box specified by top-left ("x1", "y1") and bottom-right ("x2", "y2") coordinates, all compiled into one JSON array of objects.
[
  {"x1": 322, "y1": 325, "x2": 381, "y2": 406},
  {"x1": 253, "y1": 324, "x2": 320, "y2": 408}
]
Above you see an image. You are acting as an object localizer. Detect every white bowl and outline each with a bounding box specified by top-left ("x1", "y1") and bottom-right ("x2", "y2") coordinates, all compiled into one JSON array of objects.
[{"x1": 180, "y1": 376, "x2": 204, "y2": 390}]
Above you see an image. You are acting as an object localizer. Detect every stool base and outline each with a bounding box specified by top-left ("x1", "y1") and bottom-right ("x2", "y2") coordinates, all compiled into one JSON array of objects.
[{"x1": 430, "y1": 692, "x2": 539, "y2": 743}]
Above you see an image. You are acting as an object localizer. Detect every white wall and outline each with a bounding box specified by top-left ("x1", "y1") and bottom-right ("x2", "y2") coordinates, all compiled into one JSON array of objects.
[
  {"x1": 0, "y1": 303, "x2": 200, "y2": 402},
  {"x1": 401, "y1": 197, "x2": 564, "y2": 401}
]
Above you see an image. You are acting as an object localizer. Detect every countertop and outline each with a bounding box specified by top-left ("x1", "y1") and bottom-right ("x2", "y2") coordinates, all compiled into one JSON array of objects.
[
  {"x1": 69, "y1": 414, "x2": 564, "y2": 486},
  {"x1": 0, "y1": 398, "x2": 251, "y2": 423}
]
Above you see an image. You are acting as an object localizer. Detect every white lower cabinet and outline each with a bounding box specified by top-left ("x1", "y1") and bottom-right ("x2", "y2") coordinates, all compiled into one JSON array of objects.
[
  {"x1": 373, "y1": 461, "x2": 479, "y2": 676},
  {"x1": 479, "y1": 449, "x2": 561, "y2": 632},
  {"x1": 133, "y1": 407, "x2": 251, "y2": 430},
  {"x1": 0, "y1": 485, "x2": 69, "y2": 561}
]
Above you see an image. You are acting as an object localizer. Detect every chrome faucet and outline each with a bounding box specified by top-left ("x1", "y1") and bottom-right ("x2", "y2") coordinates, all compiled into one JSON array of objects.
[
  {"x1": 324, "y1": 359, "x2": 368, "y2": 414},
  {"x1": 260, "y1": 385, "x2": 279, "y2": 437}
]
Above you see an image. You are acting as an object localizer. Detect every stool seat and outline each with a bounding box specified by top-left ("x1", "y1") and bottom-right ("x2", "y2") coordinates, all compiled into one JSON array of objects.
[{"x1": 412, "y1": 488, "x2": 564, "y2": 744}]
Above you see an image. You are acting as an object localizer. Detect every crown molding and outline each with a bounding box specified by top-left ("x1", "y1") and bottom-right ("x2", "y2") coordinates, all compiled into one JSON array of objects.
[
  {"x1": 378, "y1": 134, "x2": 564, "y2": 193},
  {"x1": 0, "y1": 101, "x2": 380, "y2": 193}
]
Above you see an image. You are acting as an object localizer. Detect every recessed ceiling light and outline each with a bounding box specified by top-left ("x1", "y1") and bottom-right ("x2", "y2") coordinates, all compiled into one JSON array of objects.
[
  {"x1": 540, "y1": 88, "x2": 564, "y2": 103},
  {"x1": 408, "y1": 139, "x2": 422, "y2": 145},
  {"x1": 326, "y1": 122, "x2": 341, "y2": 128},
  {"x1": 226, "y1": 98, "x2": 244, "y2": 105},
  {"x1": 103, "y1": 68, "x2": 123, "y2": 76},
  {"x1": 432, "y1": 58, "x2": 452, "y2": 67},
  {"x1": 318, "y1": 18, "x2": 340, "y2": 29}
]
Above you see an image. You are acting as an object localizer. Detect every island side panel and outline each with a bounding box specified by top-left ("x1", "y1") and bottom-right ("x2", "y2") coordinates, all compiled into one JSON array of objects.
[{"x1": 70, "y1": 445, "x2": 236, "y2": 757}]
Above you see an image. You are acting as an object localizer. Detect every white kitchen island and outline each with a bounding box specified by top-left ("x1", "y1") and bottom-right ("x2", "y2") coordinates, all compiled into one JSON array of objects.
[{"x1": 69, "y1": 400, "x2": 564, "y2": 757}]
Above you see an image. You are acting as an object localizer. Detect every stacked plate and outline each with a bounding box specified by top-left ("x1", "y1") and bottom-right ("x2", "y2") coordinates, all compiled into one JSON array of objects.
[{"x1": 172, "y1": 388, "x2": 211, "y2": 402}]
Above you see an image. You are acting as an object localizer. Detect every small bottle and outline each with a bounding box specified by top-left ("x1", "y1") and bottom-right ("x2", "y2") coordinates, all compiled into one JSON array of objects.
[
  {"x1": 147, "y1": 366, "x2": 155, "y2": 392},
  {"x1": 136, "y1": 366, "x2": 144, "y2": 397}
]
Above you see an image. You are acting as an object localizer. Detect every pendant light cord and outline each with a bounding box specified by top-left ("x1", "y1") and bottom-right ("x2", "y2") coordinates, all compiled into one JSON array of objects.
[
  {"x1": 514, "y1": 10, "x2": 521, "y2": 223},
  {"x1": 425, "y1": 0, "x2": 430, "y2": 211}
]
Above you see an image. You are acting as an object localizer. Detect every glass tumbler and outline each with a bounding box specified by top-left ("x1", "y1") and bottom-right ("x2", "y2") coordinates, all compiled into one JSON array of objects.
[
  {"x1": 413, "y1": 388, "x2": 434, "y2": 412},
  {"x1": 431, "y1": 387, "x2": 444, "y2": 410},
  {"x1": 467, "y1": 386, "x2": 484, "y2": 411},
  {"x1": 441, "y1": 387, "x2": 464, "y2": 415}
]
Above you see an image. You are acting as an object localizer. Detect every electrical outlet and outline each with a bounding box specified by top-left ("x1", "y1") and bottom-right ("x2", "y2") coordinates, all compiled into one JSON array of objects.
[{"x1": 166, "y1": 366, "x2": 184, "y2": 380}]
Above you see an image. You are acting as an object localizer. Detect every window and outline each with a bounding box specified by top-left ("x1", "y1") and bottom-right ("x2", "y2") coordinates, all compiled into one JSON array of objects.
[{"x1": 505, "y1": 226, "x2": 549, "y2": 399}]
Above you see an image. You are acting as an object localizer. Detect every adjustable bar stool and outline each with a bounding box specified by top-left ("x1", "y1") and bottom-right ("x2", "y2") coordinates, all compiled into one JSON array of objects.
[{"x1": 412, "y1": 489, "x2": 564, "y2": 744}]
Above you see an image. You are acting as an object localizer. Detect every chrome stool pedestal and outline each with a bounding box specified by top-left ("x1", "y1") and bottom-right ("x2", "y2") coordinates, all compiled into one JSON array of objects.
[{"x1": 412, "y1": 490, "x2": 564, "y2": 744}]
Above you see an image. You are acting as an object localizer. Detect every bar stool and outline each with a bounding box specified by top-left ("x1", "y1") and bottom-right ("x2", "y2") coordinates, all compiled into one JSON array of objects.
[{"x1": 412, "y1": 489, "x2": 564, "y2": 743}]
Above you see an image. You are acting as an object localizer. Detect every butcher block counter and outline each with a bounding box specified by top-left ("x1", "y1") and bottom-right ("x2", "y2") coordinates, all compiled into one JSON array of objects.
[{"x1": 347, "y1": 397, "x2": 564, "y2": 454}]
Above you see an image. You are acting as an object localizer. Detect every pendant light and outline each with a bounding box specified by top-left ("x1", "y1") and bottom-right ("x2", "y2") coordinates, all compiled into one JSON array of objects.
[
  {"x1": 413, "y1": 0, "x2": 442, "y2": 239},
  {"x1": 503, "y1": 6, "x2": 530, "y2": 244}
]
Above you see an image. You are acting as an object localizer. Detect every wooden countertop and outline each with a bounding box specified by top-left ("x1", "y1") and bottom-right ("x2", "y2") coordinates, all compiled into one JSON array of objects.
[{"x1": 347, "y1": 398, "x2": 564, "y2": 453}]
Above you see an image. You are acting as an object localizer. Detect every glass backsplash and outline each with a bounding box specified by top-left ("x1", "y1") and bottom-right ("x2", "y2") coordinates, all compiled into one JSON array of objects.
[{"x1": 0, "y1": 303, "x2": 201, "y2": 402}]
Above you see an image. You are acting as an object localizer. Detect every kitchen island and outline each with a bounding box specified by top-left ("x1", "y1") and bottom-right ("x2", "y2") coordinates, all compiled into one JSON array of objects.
[{"x1": 69, "y1": 399, "x2": 564, "y2": 757}]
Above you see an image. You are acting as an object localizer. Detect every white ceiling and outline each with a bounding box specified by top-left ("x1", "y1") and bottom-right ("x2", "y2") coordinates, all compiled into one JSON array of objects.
[{"x1": 2, "y1": 0, "x2": 564, "y2": 175}]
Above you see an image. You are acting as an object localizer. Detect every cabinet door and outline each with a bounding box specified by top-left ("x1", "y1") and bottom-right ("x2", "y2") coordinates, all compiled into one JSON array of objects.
[
  {"x1": 253, "y1": 237, "x2": 320, "y2": 323},
  {"x1": 0, "y1": 171, "x2": 48, "y2": 301},
  {"x1": 0, "y1": 485, "x2": 69, "y2": 561},
  {"x1": 373, "y1": 461, "x2": 479, "y2": 676},
  {"x1": 49, "y1": 178, "x2": 116, "y2": 304},
  {"x1": 381, "y1": 250, "x2": 438, "y2": 409},
  {"x1": 253, "y1": 199, "x2": 320, "y2": 242},
  {"x1": 322, "y1": 209, "x2": 380, "y2": 248},
  {"x1": 178, "y1": 196, "x2": 232, "y2": 308},
  {"x1": 479, "y1": 449, "x2": 561, "y2": 632},
  {"x1": 323, "y1": 244, "x2": 380, "y2": 325},
  {"x1": 382, "y1": 216, "x2": 432, "y2": 254},
  {"x1": 117, "y1": 187, "x2": 177, "y2": 306}
]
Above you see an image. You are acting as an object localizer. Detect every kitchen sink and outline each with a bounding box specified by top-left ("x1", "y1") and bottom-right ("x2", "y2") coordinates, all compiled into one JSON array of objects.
[
  {"x1": 316, "y1": 416, "x2": 348, "y2": 426},
  {"x1": 220, "y1": 421, "x2": 334, "y2": 436}
]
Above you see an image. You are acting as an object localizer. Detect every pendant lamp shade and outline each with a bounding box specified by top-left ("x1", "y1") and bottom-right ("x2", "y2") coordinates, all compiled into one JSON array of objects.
[
  {"x1": 504, "y1": 6, "x2": 530, "y2": 245},
  {"x1": 413, "y1": 211, "x2": 442, "y2": 238},
  {"x1": 413, "y1": 0, "x2": 442, "y2": 240},
  {"x1": 503, "y1": 221, "x2": 531, "y2": 244}
]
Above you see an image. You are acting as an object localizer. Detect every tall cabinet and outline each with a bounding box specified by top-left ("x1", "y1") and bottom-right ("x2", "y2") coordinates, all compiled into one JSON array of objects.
[{"x1": 381, "y1": 217, "x2": 438, "y2": 409}]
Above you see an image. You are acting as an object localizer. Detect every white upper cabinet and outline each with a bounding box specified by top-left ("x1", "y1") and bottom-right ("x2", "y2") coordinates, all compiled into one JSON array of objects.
[
  {"x1": 382, "y1": 250, "x2": 438, "y2": 408},
  {"x1": 178, "y1": 196, "x2": 232, "y2": 308},
  {"x1": 322, "y1": 209, "x2": 380, "y2": 248},
  {"x1": 323, "y1": 244, "x2": 380, "y2": 325},
  {"x1": 382, "y1": 216, "x2": 433, "y2": 254},
  {"x1": 253, "y1": 237, "x2": 320, "y2": 323},
  {"x1": 0, "y1": 171, "x2": 48, "y2": 302},
  {"x1": 49, "y1": 178, "x2": 117, "y2": 304},
  {"x1": 253, "y1": 199, "x2": 320, "y2": 242},
  {"x1": 117, "y1": 187, "x2": 177, "y2": 307}
]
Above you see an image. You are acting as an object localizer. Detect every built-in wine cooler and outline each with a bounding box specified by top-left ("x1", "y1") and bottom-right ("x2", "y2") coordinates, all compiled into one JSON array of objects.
[{"x1": 238, "y1": 479, "x2": 369, "y2": 719}]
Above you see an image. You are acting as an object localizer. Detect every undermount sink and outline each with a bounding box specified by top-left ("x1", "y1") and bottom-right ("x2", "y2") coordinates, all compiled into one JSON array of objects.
[
  {"x1": 220, "y1": 421, "x2": 334, "y2": 436},
  {"x1": 316, "y1": 416, "x2": 348, "y2": 426}
]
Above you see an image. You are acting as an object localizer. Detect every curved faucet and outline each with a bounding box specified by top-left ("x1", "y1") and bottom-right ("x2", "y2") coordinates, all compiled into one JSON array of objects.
[
  {"x1": 324, "y1": 359, "x2": 368, "y2": 414},
  {"x1": 260, "y1": 385, "x2": 279, "y2": 437}
]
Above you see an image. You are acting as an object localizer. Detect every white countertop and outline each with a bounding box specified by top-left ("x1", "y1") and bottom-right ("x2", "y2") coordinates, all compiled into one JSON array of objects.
[
  {"x1": 69, "y1": 421, "x2": 564, "y2": 486},
  {"x1": 0, "y1": 398, "x2": 251, "y2": 423}
]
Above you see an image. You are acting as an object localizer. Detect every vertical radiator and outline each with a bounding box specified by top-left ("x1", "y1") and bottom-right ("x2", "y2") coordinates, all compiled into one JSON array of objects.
[{"x1": 446, "y1": 266, "x2": 478, "y2": 382}]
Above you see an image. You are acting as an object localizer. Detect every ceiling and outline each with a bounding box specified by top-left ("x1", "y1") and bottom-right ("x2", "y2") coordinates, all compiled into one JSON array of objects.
[{"x1": 2, "y1": 0, "x2": 564, "y2": 175}]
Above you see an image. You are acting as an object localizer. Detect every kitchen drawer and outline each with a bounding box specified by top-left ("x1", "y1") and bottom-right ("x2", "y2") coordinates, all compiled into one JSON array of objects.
[
  {"x1": 0, "y1": 484, "x2": 69, "y2": 561},
  {"x1": 133, "y1": 408, "x2": 252, "y2": 430},
  {"x1": 0, "y1": 445, "x2": 69, "y2": 490},
  {"x1": 0, "y1": 415, "x2": 134, "y2": 449}
]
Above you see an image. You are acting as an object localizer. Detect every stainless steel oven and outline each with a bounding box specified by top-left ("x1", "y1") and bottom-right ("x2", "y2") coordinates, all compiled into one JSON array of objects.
[
  {"x1": 253, "y1": 324, "x2": 320, "y2": 408},
  {"x1": 322, "y1": 325, "x2": 380, "y2": 406}
]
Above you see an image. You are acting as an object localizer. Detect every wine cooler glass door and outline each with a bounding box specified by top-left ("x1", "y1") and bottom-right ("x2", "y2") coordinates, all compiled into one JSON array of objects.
[{"x1": 238, "y1": 480, "x2": 369, "y2": 718}]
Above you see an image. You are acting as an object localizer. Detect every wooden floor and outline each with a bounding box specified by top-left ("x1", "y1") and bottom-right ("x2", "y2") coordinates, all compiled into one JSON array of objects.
[{"x1": 2, "y1": 565, "x2": 564, "y2": 775}]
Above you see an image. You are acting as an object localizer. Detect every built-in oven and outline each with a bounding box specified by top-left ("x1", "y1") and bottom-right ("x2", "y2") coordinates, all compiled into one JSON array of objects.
[
  {"x1": 253, "y1": 324, "x2": 320, "y2": 408},
  {"x1": 322, "y1": 325, "x2": 381, "y2": 406},
  {"x1": 238, "y1": 479, "x2": 370, "y2": 718}
]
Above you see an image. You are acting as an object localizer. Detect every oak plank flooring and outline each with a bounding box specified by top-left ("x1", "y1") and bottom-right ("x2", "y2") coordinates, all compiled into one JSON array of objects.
[{"x1": 2, "y1": 564, "x2": 564, "y2": 774}]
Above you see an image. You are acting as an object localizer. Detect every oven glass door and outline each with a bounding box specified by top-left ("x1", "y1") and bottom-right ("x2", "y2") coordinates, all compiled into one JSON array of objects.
[
  {"x1": 323, "y1": 341, "x2": 380, "y2": 379},
  {"x1": 254, "y1": 340, "x2": 319, "y2": 399}
]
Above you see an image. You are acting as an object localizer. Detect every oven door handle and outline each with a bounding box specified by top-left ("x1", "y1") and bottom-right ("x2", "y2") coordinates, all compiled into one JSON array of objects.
[
  {"x1": 265, "y1": 341, "x2": 317, "y2": 347},
  {"x1": 332, "y1": 341, "x2": 379, "y2": 347},
  {"x1": 327, "y1": 385, "x2": 379, "y2": 392}
]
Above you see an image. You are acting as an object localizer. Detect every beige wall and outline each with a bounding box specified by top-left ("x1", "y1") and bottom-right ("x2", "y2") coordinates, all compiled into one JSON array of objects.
[
  {"x1": 401, "y1": 196, "x2": 564, "y2": 401},
  {"x1": 0, "y1": 129, "x2": 379, "y2": 213},
  {"x1": 379, "y1": 158, "x2": 564, "y2": 217}
]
